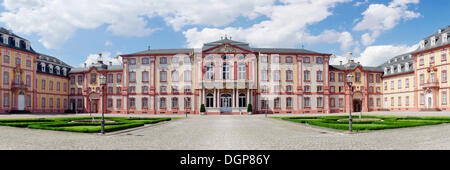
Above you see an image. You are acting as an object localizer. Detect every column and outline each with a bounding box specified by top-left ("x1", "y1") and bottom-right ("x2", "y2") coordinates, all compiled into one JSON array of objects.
[
  {"x1": 232, "y1": 89, "x2": 236, "y2": 108},
  {"x1": 247, "y1": 90, "x2": 250, "y2": 108},
  {"x1": 213, "y1": 89, "x2": 216, "y2": 108},
  {"x1": 202, "y1": 89, "x2": 205, "y2": 105}
]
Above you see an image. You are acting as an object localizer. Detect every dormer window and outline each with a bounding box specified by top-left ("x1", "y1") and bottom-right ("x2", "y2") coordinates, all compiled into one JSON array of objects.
[
  {"x1": 62, "y1": 68, "x2": 67, "y2": 76},
  {"x1": 56, "y1": 66, "x2": 61, "y2": 75},
  {"x1": 431, "y1": 36, "x2": 436, "y2": 46},
  {"x1": 41, "y1": 63, "x2": 46, "y2": 72},
  {"x1": 48, "y1": 64, "x2": 54, "y2": 73}
]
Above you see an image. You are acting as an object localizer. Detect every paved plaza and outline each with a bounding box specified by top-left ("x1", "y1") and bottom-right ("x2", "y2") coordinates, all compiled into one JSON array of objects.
[{"x1": 1, "y1": 112, "x2": 450, "y2": 150}]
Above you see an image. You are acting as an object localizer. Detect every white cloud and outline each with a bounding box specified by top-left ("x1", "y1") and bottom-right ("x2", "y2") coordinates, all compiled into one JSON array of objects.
[
  {"x1": 104, "y1": 41, "x2": 113, "y2": 47},
  {"x1": 82, "y1": 51, "x2": 122, "y2": 67},
  {"x1": 304, "y1": 30, "x2": 356, "y2": 52},
  {"x1": 354, "y1": 0, "x2": 369, "y2": 7},
  {"x1": 354, "y1": 43, "x2": 418, "y2": 66},
  {"x1": 353, "y1": 0, "x2": 421, "y2": 46},
  {"x1": 0, "y1": 0, "x2": 276, "y2": 49},
  {"x1": 183, "y1": 0, "x2": 352, "y2": 48}
]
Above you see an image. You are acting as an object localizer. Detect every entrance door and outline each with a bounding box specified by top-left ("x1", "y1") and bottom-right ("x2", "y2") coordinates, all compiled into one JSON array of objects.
[
  {"x1": 220, "y1": 94, "x2": 232, "y2": 112},
  {"x1": 91, "y1": 101, "x2": 98, "y2": 113},
  {"x1": 353, "y1": 99, "x2": 362, "y2": 112},
  {"x1": 18, "y1": 94, "x2": 25, "y2": 110}
]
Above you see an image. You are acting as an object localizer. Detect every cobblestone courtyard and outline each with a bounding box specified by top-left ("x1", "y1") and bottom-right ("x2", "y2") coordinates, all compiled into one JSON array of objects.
[{"x1": 1, "y1": 112, "x2": 450, "y2": 150}]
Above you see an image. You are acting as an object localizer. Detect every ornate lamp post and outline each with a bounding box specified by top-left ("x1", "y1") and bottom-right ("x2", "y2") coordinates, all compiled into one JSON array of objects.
[
  {"x1": 99, "y1": 74, "x2": 107, "y2": 134},
  {"x1": 347, "y1": 73, "x2": 354, "y2": 132}
]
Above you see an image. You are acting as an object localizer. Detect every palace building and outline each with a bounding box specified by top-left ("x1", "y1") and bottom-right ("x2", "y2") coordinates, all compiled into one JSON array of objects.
[
  {"x1": 1, "y1": 25, "x2": 450, "y2": 114},
  {"x1": 0, "y1": 28, "x2": 71, "y2": 113}
]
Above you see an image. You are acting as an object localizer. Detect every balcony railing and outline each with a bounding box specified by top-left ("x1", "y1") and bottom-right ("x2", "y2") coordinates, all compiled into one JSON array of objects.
[
  {"x1": 422, "y1": 81, "x2": 439, "y2": 89},
  {"x1": 11, "y1": 82, "x2": 28, "y2": 90}
]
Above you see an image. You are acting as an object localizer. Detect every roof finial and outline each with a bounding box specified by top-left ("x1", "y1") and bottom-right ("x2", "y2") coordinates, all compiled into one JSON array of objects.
[{"x1": 224, "y1": 34, "x2": 228, "y2": 40}]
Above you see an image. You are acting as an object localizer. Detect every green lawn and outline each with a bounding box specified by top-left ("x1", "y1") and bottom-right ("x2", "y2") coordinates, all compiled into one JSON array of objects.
[
  {"x1": 275, "y1": 115, "x2": 450, "y2": 132},
  {"x1": 0, "y1": 117, "x2": 173, "y2": 133}
]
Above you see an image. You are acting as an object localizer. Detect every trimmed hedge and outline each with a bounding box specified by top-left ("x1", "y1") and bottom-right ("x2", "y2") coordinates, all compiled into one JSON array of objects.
[
  {"x1": 0, "y1": 117, "x2": 173, "y2": 133},
  {"x1": 279, "y1": 116, "x2": 450, "y2": 132}
]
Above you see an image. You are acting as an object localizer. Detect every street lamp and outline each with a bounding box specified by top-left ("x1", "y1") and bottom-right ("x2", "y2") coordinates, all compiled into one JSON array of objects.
[
  {"x1": 100, "y1": 74, "x2": 107, "y2": 134},
  {"x1": 347, "y1": 73, "x2": 353, "y2": 132}
]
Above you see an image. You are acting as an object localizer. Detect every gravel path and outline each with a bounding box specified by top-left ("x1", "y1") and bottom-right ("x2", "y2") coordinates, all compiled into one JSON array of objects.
[{"x1": 0, "y1": 113, "x2": 450, "y2": 150}]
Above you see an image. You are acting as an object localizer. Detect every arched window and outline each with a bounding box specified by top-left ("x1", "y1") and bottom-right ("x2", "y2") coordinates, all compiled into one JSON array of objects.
[
  {"x1": 223, "y1": 62, "x2": 230, "y2": 80},
  {"x1": 239, "y1": 93, "x2": 247, "y2": 107},
  {"x1": 206, "y1": 94, "x2": 214, "y2": 108}
]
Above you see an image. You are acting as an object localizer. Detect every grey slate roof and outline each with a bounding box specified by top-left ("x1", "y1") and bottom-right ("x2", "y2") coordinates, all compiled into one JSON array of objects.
[
  {"x1": 69, "y1": 61, "x2": 123, "y2": 73},
  {"x1": 37, "y1": 53, "x2": 72, "y2": 68},
  {"x1": 252, "y1": 48, "x2": 322, "y2": 54},
  {"x1": 414, "y1": 25, "x2": 450, "y2": 53},
  {"x1": 379, "y1": 53, "x2": 415, "y2": 77},
  {"x1": 0, "y1": 27, "x2": 37, "y2": 54},
  {"x1": 129, "y1": 48, "x2": 195, "y2": 55},
  {"x1": 125, "y1": 38, "x2": 327, "y2": 56},
  {"x1": 202, "y1": 38, "x2": 252, "y2": 51},
  {"x1": 330, "y1": 62, "x2": 383, "y2": 72}
]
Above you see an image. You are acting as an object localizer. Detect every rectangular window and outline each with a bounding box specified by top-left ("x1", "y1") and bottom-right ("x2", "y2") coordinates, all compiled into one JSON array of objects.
[
  {"x1": 442, "y1": 71, "x2": 447, "y2": 82},
  {"x1": 41, "y1": 80, "x2": 46, "y2": 90},
  {"x1": 91, "y1": 74, "x2": 96, "y2": 84},
  {"x1": 160, "y1": 57, "x2": 167, "y2": 64},
  {"x1": 78, "y1": 76, "x2": 83, "y2": 84},
  {"x1": 129, "y1": 98, "x2": 135, "y2": 108},
  {"x1": 108, "y1": 74, "x2": 114, "y2": 83},
  {"x1": 160, "y1": 98, "x2": 166, "y2": 109},
  {"x1": 329, "y1": 72, "x2": 335, "y2": 82},
  {"x1": 160, "y1": 71, "x2": 167, "y2": 82},
  {"x1": 338, "y1": 73, "x2": 344, "y2": 82},
  {"x1": 398, "y1": 97, "x2": 402, "y2": 106},
  {"x1": 117, "y1": 73, "x2": 122, "y2": 83},
  {"x1": 77, "y1": 99, "x2": 83, "y2": 108},
  {"x1": 274, "y1": 71, "x2": 280, "y2": 81},
  {"x1": 142, "y1": 58, "x2": 149, "y2": 64},
  {"x1": 303, "y1": 57, "x2": 310, "y2": 63},
  {"x1": 405, "y1": 78, "x2": 410, "y2": 88},
  {"x1": 3, "y1": 94, "x2": 9, "y2": 107},
  {"x1": 369, "y1": 74, "x2": 374, "y2": 83},
  {"x1": 3, "y1": 72, "x2": 9, "y2": 85},
  {"x1": 171, "y1": 71, "x2": 179, "y2": 82},
  {"x1": 274, "y1": 98, "x2": 280, "y2": 108},
  {"x1": 26, "y1": 95, "x2": 31, "y2": 107},
  {"x1": 304, "y1": 86, "x2": 310, "y2": 92},
  {"x1": 117, "y1": 99, "x2": 122, "y2": 108},
  {"x1": 442, "y1": 92, "x2": 447, "y2": 105},
  {"x1": 286, "y1": 98, "x2": 292, "y2": 108},
  {"x1": 142, "y1": 86, "x2": 149, "y2": 93},
  {"x1": 304, "y1": 71, "x2": 310, "y2": 81},
  {"x1": 129, "y1": 58, "x2": 136, "y2": 65},
  {"x1": 316, "y1": 57, "x2": 323, "y2": 64},
  {"x1": 185, "y1": 98, "x2": 191, "y2": 109},
  {"x1": 142, "y1": 98, "x2": 148, "y2": 108},
  {"x1": 304, "y1": 97, "x2": 310, "y2": 107},
  {"x1": 420, "y1": 94, "x2": 425, "y2": 105},
  {"x1": 356, "y1": 73, "x2": 361, "y2": 82},
  {"x1": 142, "y1": 71, "x2": 149, "y2": 82},
  {"x1": 129, "y1": 72, "x2": 136, "y2": 83},
  {"x1": 316, "y1": 71, "x2": 323, "y2": 81},
  {"x1": 172, "y1": 98, "x2": 178, "y2": 108},
  {"x1": 184, "y1": 71, "x2": 192, "y2": 82},
  {"x1": 406, "y1": 96, "x2": 410, "y2": 106},
  {"x1": 262, "y1": 70, "x2": 268, "y2": 81},
  {"x1": 317, "y1": 97, "x2": 323, "y2": 107},
  {"x1": 41, "y1": 97, "x2": 46, "y2": 108},
  {"x1": 317, "y1": 86, "x2": 323, "y2": 92},
  {"x1": 108, "y1": 99, "x2": 113, "y2": 108}
]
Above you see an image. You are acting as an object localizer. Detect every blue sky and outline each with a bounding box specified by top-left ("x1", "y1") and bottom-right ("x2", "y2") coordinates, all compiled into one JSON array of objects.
[{"x1": 0, "y1": 0, "x2": 448, "y2": 67}]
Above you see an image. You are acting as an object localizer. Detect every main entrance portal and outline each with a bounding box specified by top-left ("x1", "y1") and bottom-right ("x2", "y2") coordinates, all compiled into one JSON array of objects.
[{"x1": 220, "y1": 94, "x2": 232, "y2": 113}]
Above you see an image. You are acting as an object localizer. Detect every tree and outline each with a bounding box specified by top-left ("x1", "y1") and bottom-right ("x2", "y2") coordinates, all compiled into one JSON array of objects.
[
  {"x1": 247, "y1": 104, "x2": 253, "y2": 113},
  {"x1": 200, "y1": 104, "x2": 206, "y2": 113}
]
